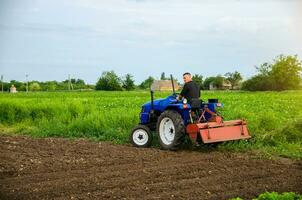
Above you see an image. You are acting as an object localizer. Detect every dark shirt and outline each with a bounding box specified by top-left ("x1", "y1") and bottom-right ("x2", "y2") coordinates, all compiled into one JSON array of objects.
[{"x1": 180, "y1": 81, "x2": 200, "y2": 103}]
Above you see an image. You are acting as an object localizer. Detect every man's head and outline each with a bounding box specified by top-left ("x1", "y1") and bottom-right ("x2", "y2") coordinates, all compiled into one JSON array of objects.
[{"x1": 183, "y1": 72, "x2": 192, "y2": 83}]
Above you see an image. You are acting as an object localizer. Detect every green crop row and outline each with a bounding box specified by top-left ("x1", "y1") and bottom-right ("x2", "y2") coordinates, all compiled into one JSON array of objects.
[
  {"x1": 0, "y1": 90, "x2": 301, "y2": 158},
  {"x1": 230, "y1": 191, "x2": 302, "y2": 200}
]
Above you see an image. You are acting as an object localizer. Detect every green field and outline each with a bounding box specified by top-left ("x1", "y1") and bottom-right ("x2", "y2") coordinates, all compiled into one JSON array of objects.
[{"x1": 0, "y1": 90, "x2": 301, "y2": 158}]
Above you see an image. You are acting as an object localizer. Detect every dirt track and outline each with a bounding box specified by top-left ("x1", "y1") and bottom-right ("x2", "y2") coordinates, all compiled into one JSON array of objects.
[{"x1": 0, "y1": 135, "x2": 301, "y2": 200}]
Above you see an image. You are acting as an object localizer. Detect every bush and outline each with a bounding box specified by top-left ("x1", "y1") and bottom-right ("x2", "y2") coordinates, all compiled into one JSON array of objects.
[
  {"x1": 96, "y1": 71, "x2": 122, "y2": 91},
  {"x1": 29, "y1": 82, "x2": 41, "y2": 91},
  {"x1": 229, "y1": 192, "x2": 302, "y2": 200},
  {"x1": 254, "y1": 192, "x2": 302, "y2": 200}
]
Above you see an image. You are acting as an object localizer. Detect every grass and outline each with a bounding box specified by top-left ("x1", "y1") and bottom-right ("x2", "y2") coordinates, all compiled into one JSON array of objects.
[{"x1": 0, "y1": 90, "x2": 301, "y2": 159}]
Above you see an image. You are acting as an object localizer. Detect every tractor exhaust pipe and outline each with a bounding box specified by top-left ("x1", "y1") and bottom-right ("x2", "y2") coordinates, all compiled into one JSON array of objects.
[
  {"x1": 170, "y1": 74, "x2": 175, "y2": 95},
  {"x1": 150, "y1": 90, "x2": 154, "y2": 111}
]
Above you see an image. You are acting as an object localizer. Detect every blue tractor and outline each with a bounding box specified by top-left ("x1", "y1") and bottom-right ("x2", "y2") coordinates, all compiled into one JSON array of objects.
[{"x1": 130, "y1": 76, "x2": 251, "y2": 150}]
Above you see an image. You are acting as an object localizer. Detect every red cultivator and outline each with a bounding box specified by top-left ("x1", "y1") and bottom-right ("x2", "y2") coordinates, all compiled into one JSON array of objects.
[
  {"x1": 186, "y1": 102, "x2": 251, "y2": 144},
  {"x1": 187, "y1": 118, "x2": 251, "y2": 144}
]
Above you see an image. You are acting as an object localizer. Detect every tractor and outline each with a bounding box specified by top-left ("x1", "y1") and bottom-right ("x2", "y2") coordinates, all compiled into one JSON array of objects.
[{"x1": 130, "y1": 75, "x2": 251, "y2": 150}]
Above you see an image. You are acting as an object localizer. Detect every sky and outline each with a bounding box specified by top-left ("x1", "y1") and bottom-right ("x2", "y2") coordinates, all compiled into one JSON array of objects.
[{"x1": 0, "y1": 0, "x2": 301, "y2": 84}]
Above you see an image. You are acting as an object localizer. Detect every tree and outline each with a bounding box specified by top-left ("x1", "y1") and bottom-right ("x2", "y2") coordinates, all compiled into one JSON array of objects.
[
  {"x1": 139, "y1": 76, "x2": 155, "y2": 89},
  {"x1": 10, "y1": 80, "x2": 24, "y2": 91},
  {"x1": 203, "y1": 76, "x2": 224, "y2": 90},
  {"x1": 45, "y1": 81, "x2": 57, "y2": 91},
  {"x1": 122, "y1": 74, "x2": 135, "y2": 91},
  {"x1": 242, "y1": 62, "x2": 274, "y2": 91},
  {"x1": 270, "y1": 55, "x2": 302, "y2": 90},
  {"x1": 2, "y1": 82, "x2": 11, "y2": 92},
  {"x1": 242, "y1": 55, "x2": 302, "y2": 91},
  {"x1": 192, "y1": 74, "x2": 203, "y2": 90},
  {"x1": 75, "y1": 79, "x2": 85, "y2": 85},
  {"x1": 241, "y1": 75, "x2": 270, "y2": 91},
  {"x1": 213, "y1": 75, "x2": 225, "y2": 89},
  {"x1": 225, "y1": 71, "x2": 243, "y2": 89},
  {"x1": 203, "y1": 77, "x2": 216, "y2": 90},
  {"x1": 29, "y1": 82, "x2": 41, "y2": 91},
  {"x1": 160, "y1": 72, "x2": 166, "y2": 80},
  {"x1": 96, "y1": 71, "x2": 122, "y2": 91}
]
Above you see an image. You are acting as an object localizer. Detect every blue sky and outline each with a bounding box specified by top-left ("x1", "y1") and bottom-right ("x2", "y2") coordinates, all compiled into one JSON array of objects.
[{"x1": 0, "y1": 0, "x2": 301, "y2": 84}]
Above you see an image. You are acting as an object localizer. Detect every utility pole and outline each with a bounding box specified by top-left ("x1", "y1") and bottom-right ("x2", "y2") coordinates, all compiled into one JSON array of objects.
[
  {"x1": 68, "y1": 74, "x2": 74, "y2": 91},
  {"x1": 68, "y1": 74, "x2": 71, "y2": 91},
  {"x1": 26, "y1": 74, "x2": 29, "y2": 93},
  {"x1": 1, "y1": 75, "x2": 3, "y2": 93}
]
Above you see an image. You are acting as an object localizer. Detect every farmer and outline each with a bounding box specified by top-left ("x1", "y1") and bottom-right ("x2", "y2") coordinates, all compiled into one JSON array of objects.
[
  {"x1": 178, "y1": 72, "x2": 202, "y2": 146},
  {"x1": 177, "y1": 72, "x2": 200, "y2": 109}
]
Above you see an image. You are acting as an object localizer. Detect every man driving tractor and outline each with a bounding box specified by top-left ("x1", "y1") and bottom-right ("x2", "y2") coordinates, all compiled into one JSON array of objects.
[
  {"x1": 130, "y1": 72, "x2": 251, "y2": 150},
  {"x1": 177, "y1": 72, "x2": 201, "y2": 113}
]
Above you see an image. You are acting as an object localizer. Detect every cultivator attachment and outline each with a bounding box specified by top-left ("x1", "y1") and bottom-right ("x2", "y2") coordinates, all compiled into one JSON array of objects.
[{"x1": 186, "y1": 116, "x2": 251, "y2": 144}]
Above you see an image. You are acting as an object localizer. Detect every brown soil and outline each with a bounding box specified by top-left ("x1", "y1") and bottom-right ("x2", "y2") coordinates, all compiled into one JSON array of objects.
[{"x1": 0, "y1": 135, "x2": 301, "y2": 200}]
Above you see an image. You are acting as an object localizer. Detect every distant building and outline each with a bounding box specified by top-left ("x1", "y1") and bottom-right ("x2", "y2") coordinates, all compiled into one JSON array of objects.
[
  {"x1": 10, "y1": 85, "x2": 17, "y2": 93},
  {"x1": 209, "y1": 80, "x2": 232, "y2": 90},
  {"x1": 151, "y1": 80, "x2": 180, "y2": 91}
]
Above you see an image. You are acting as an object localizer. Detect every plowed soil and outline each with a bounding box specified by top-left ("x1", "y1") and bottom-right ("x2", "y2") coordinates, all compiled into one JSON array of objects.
[{"x1": 0, "y1": 135, "x2": 301, "y2": 200}]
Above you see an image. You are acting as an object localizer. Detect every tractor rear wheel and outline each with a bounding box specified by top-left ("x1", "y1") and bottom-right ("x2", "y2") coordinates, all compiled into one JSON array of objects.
[
  {"x1": 130, "y1": 125, "x2": 153, "y2": 148},
  {"x1": 157, "y1": 110, "x2": 185, "y2": 150}
]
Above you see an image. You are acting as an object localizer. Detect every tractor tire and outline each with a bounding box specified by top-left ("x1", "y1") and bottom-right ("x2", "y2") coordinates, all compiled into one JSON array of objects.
[
  {"x1": 130, "y1": 125, "x2": 153, "y2": 148},
  {"x1": 157, "y1": 110, "x2": 185, "y2": 150}
]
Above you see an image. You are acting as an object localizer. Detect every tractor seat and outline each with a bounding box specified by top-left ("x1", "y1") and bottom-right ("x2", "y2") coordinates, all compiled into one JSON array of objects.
[
  {"x1": 190, "y1": 98, "x2": 201, "y2": 110},
  {"x1": 189, "y1": 98, "x2": 201, "y2": 122}
]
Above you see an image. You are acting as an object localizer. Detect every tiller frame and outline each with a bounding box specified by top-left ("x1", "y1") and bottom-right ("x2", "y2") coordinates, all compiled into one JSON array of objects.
[{"x1": 186, "y1": 106, "x2": 251, "y2": 144}]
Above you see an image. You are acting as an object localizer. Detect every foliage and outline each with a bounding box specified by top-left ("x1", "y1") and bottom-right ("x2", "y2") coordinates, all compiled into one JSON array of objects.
[
  {"x1": 242, "y1": 55, "x2": 302, "y2": 91},
  {"x1": 95, "y1": 71, "x2": 122, "y2": 91},
  {"x1": 270, "y1": 55, "x2": 302, "y2": 90},
  {"x1": 122, "y1": 74, "x2": 135, "y2": 91},
  {"x1": 254, "y1": 192, "x2": 302, "y2": 200},
  {"x1": 160, "y1": 72, "x2": 166, "y2": 80},
  {"x1": 203, "y1": 77, "x2": 216, "y2": 90},
  {"x1": 0, "y1": 79, "x2": 92, "y2": 92},
  {"x1": 63, "y1": 78, "x2": 85, "y2": 85},
  {"x1": 192, "y1": 74, "x2": 203, "y2": 90},
  {"x1": 241, "y1": 74, "x2": 270, "y2": 91},
  {"x1": 139, "y1": 76, "x2": 155, "y2": 89},
  {"x1": 29, "y1": 82, "x2": 41, "y2": 91},
  {"x1": 44, "y1": 81, "x2": 57, "y2": 91},
  {"x1": 203, "y1": 75, "x2": 225, "y2": 90},
  {"x1": 225, "y1": 71, "x2": 242, "y2": 89},
  {"x1": 229, "y1": 192, "x2": 302, "y2": 200}
]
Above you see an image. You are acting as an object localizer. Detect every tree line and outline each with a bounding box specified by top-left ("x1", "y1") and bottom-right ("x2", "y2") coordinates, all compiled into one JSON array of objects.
[
  {"x1": 1, "y1": 55, "x2": 301, "y2": 92},
  {"x1": 0, "y1": 79, "x2": 94, "y2": 92},
  {"x1": 96, "y1": 55, "x2": 302, "y2": 91}
]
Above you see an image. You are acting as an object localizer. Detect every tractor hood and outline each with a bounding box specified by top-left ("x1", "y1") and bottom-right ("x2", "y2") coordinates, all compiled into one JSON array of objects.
[{"x1": 142, "y1": 94, "x2": 189, "y2": 112}]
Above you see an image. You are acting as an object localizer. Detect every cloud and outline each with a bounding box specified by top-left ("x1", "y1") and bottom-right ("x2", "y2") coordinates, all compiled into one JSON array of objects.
[
  {"x1": 68, "y1": 0, "x2": 298, "y2": 44},
  {"x1": 0, "y1": 22, "x2": 107, "y2": 39}
]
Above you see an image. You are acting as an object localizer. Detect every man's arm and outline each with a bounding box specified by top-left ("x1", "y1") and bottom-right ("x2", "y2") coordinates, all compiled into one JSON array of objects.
[{"x1": 178, "y1": 83, "x2": 188, "y2": 99}]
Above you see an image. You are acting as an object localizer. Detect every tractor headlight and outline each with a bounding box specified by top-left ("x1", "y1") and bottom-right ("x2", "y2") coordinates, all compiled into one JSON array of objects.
[{"x1": 183, "y1": 98, "x2": 187, "y2": 104}]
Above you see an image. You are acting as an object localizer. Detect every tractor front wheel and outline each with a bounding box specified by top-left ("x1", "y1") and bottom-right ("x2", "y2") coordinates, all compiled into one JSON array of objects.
[
  {"x1": 130, "y1": 125, "x2": 153, "y2": 148},
  {"x1": 157, "y1": 110, "x2": 185, "y2": 150}
]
